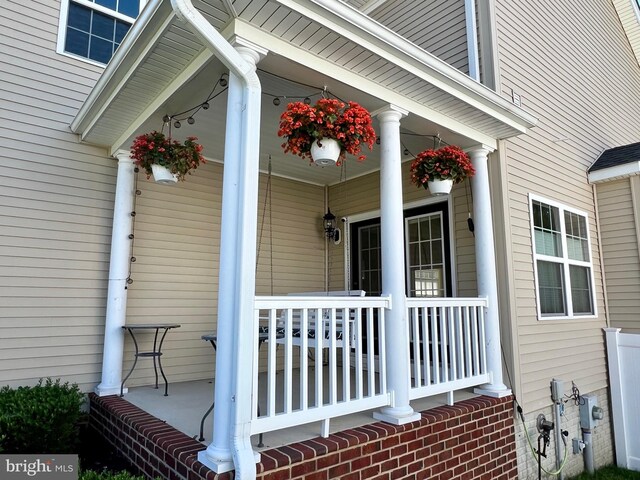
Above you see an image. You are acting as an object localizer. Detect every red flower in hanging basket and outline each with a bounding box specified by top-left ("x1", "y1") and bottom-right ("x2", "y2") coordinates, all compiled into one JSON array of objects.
[
  {"x1": 277, "y1": 98, "x2": 376, "y2": 163},
  {"x1": 409, "y1": 146, "x2": 475, "y2": 189},
  {"x1": 130, "y1": 131, "x2": 206, "y2": 181}
]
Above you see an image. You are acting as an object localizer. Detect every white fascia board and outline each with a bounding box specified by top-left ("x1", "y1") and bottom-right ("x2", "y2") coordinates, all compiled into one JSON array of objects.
[
  {"x1": 274, "y1": 0, "x2": 537, "y2": 134},
  {"x1": 71, "y1": 0, "x2": 168, "y2": 135},
  {"x1": 230, "y1": 20, "x2": 498, "y2": 148},
  {"x1": 588, "y1": 161, "x2": 640, "y2": 183},
  {"x1": 108, "y1": 49, "x2": 214, "y2": 154}
]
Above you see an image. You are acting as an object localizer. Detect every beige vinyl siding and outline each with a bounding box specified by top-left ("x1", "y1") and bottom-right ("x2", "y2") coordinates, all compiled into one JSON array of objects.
[
  {"x1": 369, "y1": 0, "x2": 470, "y2": 74},
  {"x1": 597, "y1": 178, "x2": 640, "y2": 334},
  {"x1": 123, "y1": 166, "x2": 326, "y2": 387},
  {"x1": 327, "y1": 160, "x2": 477, "y2": 296},
  {"x1": 0, "y1": 0, "x2": 119, "y2": 390},
  {"x1": 494, "y1": 0, "x2": 640, "y2": 410}
]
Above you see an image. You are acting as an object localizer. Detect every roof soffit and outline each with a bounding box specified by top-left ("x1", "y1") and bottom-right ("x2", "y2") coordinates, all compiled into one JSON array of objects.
[{"x1": 72, "y1": 0, "x2": 536, "y2": 152}]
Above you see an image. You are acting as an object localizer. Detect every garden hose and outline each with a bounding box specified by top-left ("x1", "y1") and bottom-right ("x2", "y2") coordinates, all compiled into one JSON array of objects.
[{"x1": 518, "y1": 405, "x2": 569, "y2": 477}]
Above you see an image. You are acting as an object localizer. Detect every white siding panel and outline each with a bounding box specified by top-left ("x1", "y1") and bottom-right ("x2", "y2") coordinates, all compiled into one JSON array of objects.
[
  {"x1": 596, "y1": 179, "x2": 640, "y2": 333},
  {"x1": 496, "y1": 0, "x2": 640, "y2": 411},
  {"x1": 0, "y1": 0, "x2": 116, "y2": 391}
]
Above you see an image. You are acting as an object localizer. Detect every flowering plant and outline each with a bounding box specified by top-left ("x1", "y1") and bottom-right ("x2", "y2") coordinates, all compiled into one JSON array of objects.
[
  {"x1": 277, "y1": 98, "x2": 376, "y2": 163},
  {"x1": 409, "y1": 145, "x2": 475, "y2": 189},
  {"x1": 130, "y1": 131, "x2": 205, "y2": 181}
]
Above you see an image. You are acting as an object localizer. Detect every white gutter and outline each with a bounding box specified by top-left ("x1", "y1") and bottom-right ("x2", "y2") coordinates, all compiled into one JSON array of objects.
[{"x1": 170, "y1": 0, "x2": 261, "y2": 478}]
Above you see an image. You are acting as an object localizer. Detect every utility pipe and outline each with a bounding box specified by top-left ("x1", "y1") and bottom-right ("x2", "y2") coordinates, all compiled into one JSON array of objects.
[
  {"x1": 553, "y1": 401, "x2": 564, "y2": 480},
  {"x1": 170, "y1": 1, "x2": 263, "y2": 477}
]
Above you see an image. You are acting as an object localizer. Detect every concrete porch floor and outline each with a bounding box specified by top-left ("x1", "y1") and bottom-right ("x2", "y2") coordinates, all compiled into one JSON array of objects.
[{"x1": 123, "y1": 375, "x2": 477, "y2": 451}]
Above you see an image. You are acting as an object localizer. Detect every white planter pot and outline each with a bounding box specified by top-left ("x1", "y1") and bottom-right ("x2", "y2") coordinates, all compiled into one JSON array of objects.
[
  {"x1": 427, "y1": 178, "x2": 453, "y2": 195},
  {"x1": 151, "y1": 164, "x2": 178, "y2": 184},
  {"x1": 310, "y1": 138, "x2": 341, "y2": 166}
]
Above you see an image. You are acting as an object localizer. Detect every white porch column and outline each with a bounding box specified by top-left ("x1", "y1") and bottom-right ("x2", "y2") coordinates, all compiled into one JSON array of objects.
[
  {"x1": 95, "y1": 151, "x2": 136, "y2": 396},
  {"x1": 199, "y1": 39, "x2": 266, "y2": 475},
  {"x1": 372, "y1": 105, "x2": 421, "y2": 425},
  {"x1": 468, "y1": 146, "x2": 510, "y2": 397}
]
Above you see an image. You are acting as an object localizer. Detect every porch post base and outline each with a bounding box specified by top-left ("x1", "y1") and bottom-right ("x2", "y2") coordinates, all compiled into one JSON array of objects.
[
  {"x1": 197, "y1": 449, "x2": 260, "y2": 474},
  {"x1": 95, "y1": 384, "x2": 127, "y2": 397},
  {"x1": 474, "y1": 385, "x2": 512, "y2": 398},
  {"x1": 373, "y1": 410, "x2": 421, "y2": 426}
]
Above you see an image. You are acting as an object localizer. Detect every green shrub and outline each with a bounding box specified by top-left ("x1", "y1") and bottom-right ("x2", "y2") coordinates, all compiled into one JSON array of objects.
[
  {"x1": 79, "y1": 471, "x2": 146, "y2": 480},
  {"x1": 0, "y1": 378, "x2": 85, "y2": 453}
]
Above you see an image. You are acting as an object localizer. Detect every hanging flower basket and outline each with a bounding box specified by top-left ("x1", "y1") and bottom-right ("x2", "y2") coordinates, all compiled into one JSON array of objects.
[
  {"x1": 277, "y1": 98, "x2": 376, "y2": 166},
  {"x1": 409, "y1": 145, "x2": 475, "y2": 196},
  {"x1": 130, "y1": 131, "x2": 206, "y2": 183}
]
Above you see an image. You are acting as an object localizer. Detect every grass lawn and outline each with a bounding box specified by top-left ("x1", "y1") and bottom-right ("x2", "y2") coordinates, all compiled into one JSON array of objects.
[{"x1": 569, "y1": 465, "x2": 640, "y2": 479}]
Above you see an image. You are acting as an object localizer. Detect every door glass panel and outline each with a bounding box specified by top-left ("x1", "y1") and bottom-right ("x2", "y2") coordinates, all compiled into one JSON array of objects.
[
  {"x1": 407, "y1": 213, "x2": 446, "y2": 297},
  {"x1": 358, "y1": 225, "x2": 382, "y2": 296}
]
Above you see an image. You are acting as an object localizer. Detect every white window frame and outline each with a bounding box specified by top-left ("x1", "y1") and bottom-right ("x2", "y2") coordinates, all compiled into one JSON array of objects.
[
  {"x1": 56, "y1": 0, "x2": 144, "y2": 66},
  {"x1": 529, "y1": 194, "x2": 597, "y2": 321}
]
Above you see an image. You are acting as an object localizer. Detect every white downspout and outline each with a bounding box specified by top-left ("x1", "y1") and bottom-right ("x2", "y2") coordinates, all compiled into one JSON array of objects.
[{"x1": 169, "y1": 1, "x2": 263, "y2": 478}]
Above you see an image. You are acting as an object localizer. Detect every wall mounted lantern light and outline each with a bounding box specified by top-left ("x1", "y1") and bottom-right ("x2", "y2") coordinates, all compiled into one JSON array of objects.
[{"x1": 323, "y1": 208, "x2": 341, "y2": 244}]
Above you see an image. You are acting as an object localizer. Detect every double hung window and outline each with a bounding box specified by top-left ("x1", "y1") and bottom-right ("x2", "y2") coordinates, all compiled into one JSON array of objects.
[
  {"x1": 530, "y1": 195, "x2": 595, "y2": 319},
  {"x1": 58, "y1": 0, "x2": 142, "y2": 65}
]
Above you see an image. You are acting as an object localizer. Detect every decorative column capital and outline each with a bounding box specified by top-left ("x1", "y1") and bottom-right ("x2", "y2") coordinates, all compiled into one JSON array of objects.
[
  {"x1": 113, "y1": 149, "x2": 134, "y2": 163},
  {"x1": 371, "y1": 104, "x2": 409, "y2": 122},
  {"x1": 465, "y1": 145, "x2": 495, "y2": 160},
  {"x1": 229, "y1": 35, "x2": 268, "y2": 65}
]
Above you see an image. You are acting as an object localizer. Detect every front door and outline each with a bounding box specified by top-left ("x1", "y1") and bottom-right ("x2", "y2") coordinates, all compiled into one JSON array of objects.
[
  {"x1": 349, "y1": 202, "x2": 452, "y2": 355},
  {"x1": 349, "y1": 203, "x2": 452, "y2": 297}
]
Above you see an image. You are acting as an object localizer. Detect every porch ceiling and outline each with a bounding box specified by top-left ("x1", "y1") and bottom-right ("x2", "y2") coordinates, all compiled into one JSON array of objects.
[{"x1": 71, "y1": 0, "x2": 536, "y2": 186}]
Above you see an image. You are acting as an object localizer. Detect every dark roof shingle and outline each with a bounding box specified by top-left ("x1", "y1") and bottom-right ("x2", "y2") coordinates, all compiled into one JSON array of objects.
[{"x1": 589, "y1": 142, "x2": 640, "y2": 172}]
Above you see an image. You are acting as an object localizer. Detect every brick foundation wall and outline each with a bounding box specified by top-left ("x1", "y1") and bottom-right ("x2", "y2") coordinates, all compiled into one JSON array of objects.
[{"x1": 89, "y1": 393, "x2": 517, "y2": 480}]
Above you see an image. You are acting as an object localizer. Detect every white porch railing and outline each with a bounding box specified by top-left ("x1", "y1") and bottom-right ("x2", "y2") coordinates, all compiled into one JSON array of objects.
[
  {"x1": 251, "y1": 296, "x2": 390, "y2": 435},
  {"x1": 250, "y1": 296, "x2": 490, "y2": 436},
  {"x1": 407, "y1": 297, "x2": 490, "y2": 400}
]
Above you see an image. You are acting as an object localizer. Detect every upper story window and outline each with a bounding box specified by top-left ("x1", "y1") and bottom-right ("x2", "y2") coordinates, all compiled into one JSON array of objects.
[
  {"x1": 530, "y1": 195, "x2": 596, "y2": 320},
  {"x1": 58, "y1": 0, "x2": 142, "y2": 65}
]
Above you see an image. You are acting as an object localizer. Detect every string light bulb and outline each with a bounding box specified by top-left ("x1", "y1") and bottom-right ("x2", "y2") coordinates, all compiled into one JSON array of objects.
[
  {"x1": 174, "y1": 120, "x2": 181, "y2": 128},
  {"x1": 272, "y1": 97, "x2": 281, "y2": 106},
  {"x1": 220, "y1": 76, "x2": 228, "y2": 87},
  {"x1": 162, "y1": 115, "x2": 171, "y2": 123},
  {"x1": 202, "y1": 102, "x2": 210, "y2": 110},
  {"x1": 187, "y1": 117, "x2": 195, "y2": 125}
]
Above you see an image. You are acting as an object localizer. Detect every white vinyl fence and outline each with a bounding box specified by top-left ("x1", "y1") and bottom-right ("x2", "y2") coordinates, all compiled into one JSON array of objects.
[{"x1": 605, "y1": 327, "x2": 640, "y2": 471}]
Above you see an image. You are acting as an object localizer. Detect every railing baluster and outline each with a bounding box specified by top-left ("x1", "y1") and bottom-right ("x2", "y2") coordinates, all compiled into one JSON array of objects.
[
  {"x1": 267, "y1": 308, "x2": 277, "y2": 416},
  {"x1": 410, "y1": 306, "x2": 421, "y2": 387},
  {"x1": 378, "y1": 308, "x2": 386, "y2": 395},
  {"x1": 283, "y1": 309, "x2": 293, "y2": 414},
  {"x1": 479, "y1": 306, "x2": 487, "y2": 374},
  {"x1": 329, "y1": 308, "x2": 337, "y2": 405},
  {"x1": 471, "y1": 306, "x2": 480, "y2": 376},
  {"x1": 343, "y1": 307, "x2": 351, "y2": 402},
  {"x1": 367, "y1": 307, "x2": 375, "y2": 396},
  {"x1": 315, "y1": 308, "x2": 323, "y2": 408},
  {"x1": 421, "y1": 307, "x2": 430, "y2": 386},
  {"x1": 354, "y1": 307, "x2": 363, "y2": 400},
  {"x1": 431, "y1": 306, "x2": 440, "y2": 385},
  {"x1": 301, "y1": 308, "x2": 309, "y2": 411},
  {"x1": 464, "y1": 306, "x2": 472, "y2": 378}
]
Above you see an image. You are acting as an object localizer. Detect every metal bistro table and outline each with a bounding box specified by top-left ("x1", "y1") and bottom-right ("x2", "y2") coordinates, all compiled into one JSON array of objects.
[
  {"x1": 199, "y1": 327, "x2": 283, "y2": 446},
  {"x1": 121, "y1": 323, "x2": 181, "y2": 397}
]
